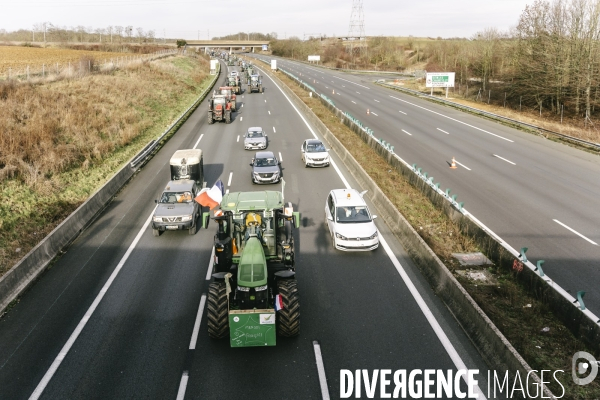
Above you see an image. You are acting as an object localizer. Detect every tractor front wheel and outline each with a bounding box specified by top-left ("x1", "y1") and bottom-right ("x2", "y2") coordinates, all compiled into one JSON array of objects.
[
  {"x1": 276, "y1": 279, "x2": 300, "y2": 337},
  {"x1": 207, "y1": 281, "x2": 229, "y2": 338}
]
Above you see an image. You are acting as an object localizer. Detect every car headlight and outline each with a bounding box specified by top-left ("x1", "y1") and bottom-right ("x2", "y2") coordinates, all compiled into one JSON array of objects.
[
  {"x1": 368, "y1": 231, "x2": 378, "y2": 239},
  {"x1": 253, "y1": 171, "x2": 260, "y2": 176},
  {"x1": 153, "y1": 216, "x2": 162, "y2": 222},
  {"x1": 255, "y1": 284, "x2": 268, "y2": 291},
  {"x1": 335, "y1": 232, "x2": 348, "y2": 240},
  {"x1": 181, "y1": 215, "x2": 192, "y2": 222},
  {"x1": 237, "y1": 286, "x2": 250, "y2": 292}
]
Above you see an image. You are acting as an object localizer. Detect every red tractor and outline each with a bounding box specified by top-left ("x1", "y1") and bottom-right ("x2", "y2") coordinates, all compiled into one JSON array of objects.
[
  {"x1": 208, "y1": 95, "x2": 232, "y2": 124},
  {"x1": 218, "y1": 87, "x2": 237, "y2": 111}
]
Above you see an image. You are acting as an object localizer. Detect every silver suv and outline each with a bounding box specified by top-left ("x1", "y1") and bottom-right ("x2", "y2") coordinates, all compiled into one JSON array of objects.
[
  {"x1": 152, "y1": 180, "x2": 200, "y2": 236},
  {"x1": 244, "y1": 127, "x2": 268, "y2": 150}
]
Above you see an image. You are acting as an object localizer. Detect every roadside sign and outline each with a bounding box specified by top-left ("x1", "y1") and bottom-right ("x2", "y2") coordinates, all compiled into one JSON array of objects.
[
  {"x1": 262, "y1": 44, "x2": 268, "y2": 51},
  {"x1": 425, "y1": 72, "x2": 455, "y2": 88}
]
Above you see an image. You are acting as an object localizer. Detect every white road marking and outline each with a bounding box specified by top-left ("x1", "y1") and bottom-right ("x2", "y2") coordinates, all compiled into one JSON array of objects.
[
  {"x1": 399, "y1": 110, "x2": 407, "y2": 115},
  {"x1": 454, "y1": 160, "x2": 472, "y2": 170},
  {"x1": 351, "y1": 101, "x2": 356, "y2": 104},
  {"x1": 205, "y1": 247, "x2": 215, "y2": 280},
  {"x1": 553, "y1": 220, "x2": 598, "y2": 245},
  {"x1": 325, "y1": 86, "x2": 328, "y2": 89},
  {"x1": 313, "y1": 341, "x2": 331, "y2": 400},
  {"x1": 227, "y1": 172, "x2": 233, "y2": 186},
  {"x1": 236, "y1": 135, "x2": 240, "y2": 142},
  {"x1": 193, "y1": 134, "x2": 204, "y2": 149},
  {"x1": 241, "y1": 104, "x2": 244, "y2": 107},
  {"x1": 189, "y1": 294, "x2": 207, "y2": 349},
  {"x1": 389, "y1": 95, "x2": 514, "y2": 142},
  {"x1": 265, "y1": 99, "x2": 267, "y2": 103},
  {"x1": 279, "y1": 152, "x2": 283, "y2": 162},
  {"x1": 493, "y1": 154, "x2": 516, "y2": 165},
  {"x1": 402, "y1": 129, "x2": 412, "y2": 136},
  {"x1": 225, "y1": 189, "x2": 229, "y2": 194},
  {"x1": 356, "y1": 91, "x2": 361, "y2": 94},
  {"x1": 337, "y1": 92, "x2": 341, "y2": 96},
  {"x1": 342, "y1": 85, "x2": 345, "y2": 87},
  {"x1": 268, "y1": 111, "x2": 271, "y2": 115},
  {"x1": 333, "y1": 76, "x2": 369, "y2": 89},
  {"x1": 176, "y1": 372, "x2": 189, "y2": 400},
  {"x1": 379, "y1": 236, "x2": 487, "y2": 399},
  {"x1": 371, "y1": 112, "x2": 379, "y2": 116},
  {"x1": 240, "y1": 116, "x2": 243, "y2": 121},
  {"x1": 29, "y1": 208, "x2": 157, "y2": 400},
  {"x1": 273, "y1": 127, "x2": 276, "y2": 133},
  {"x1": 374, "y1": 99, "x2": 380, "y2": 102},
  {"x1": 437, "y1": 128, "x2": 450, "y2": 135}
]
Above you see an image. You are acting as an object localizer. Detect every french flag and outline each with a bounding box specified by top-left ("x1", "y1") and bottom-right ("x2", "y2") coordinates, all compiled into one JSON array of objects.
[
  {"x1": 194, "y1": 179, "x2": 224, "y2": 210},
  {"x1": 275, "y1": 294, "x2": 284, "y2": 311}
]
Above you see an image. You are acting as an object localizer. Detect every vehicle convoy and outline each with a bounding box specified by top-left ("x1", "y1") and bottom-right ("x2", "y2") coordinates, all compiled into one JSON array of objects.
[
  {"x1": 247, "y1": 74, "x2": 263, "y2": 93},
  {"x1": 207, "y1": 190, "x2": 300, "y2": 347},
  {"x1": 152, "y1": 180, "x2": 201, "y2": 236},
  {"x1": 325, "y1": 188, "x2": 379, "y2": 251},
  {"x1": 208, "y1": 94, "x2": 232, "y2": 124},
  {"x1": 225, "y1": 75, "x2": 241, "y2": 94},
  {"x1": 218, "y1": 87, "x2": 237, "y2": 111},
  {"x1": 170, "y1": 149, "x2": 204, "y2": 186}
]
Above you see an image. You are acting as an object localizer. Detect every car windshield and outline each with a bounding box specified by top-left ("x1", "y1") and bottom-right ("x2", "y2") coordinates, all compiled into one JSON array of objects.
[
  {"x1": 307, "y1": 142, "x2": 326, "y2": 152},
  {"x1": 336, "y1": 206, "x2": 371, "y2": 223},
  {"x1": 255, "y1": 157, "x2": 277, "y2": 167},
  {"x1": 251, "y1": 76, "x2": 259, "y2": 82},
  {"x1": 247, "y1": 131, "x2": 264, "y2": 138},
  {"x1": 160, "y1": 191, "x2": 193, "y2": 204}
]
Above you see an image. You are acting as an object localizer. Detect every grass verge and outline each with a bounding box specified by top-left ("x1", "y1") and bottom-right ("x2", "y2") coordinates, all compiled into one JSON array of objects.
[
  {"x1": 274, "y1": 69, "x2": 600, "y2": 399},
  {"x1": 0, "y1": 55, "x2": 213, "y2": 274}
]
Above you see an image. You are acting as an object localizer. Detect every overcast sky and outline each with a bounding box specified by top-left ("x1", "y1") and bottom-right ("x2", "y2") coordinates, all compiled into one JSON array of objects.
[{"x1": 0, "y1": 0, "x2": 533, "y2": 39}]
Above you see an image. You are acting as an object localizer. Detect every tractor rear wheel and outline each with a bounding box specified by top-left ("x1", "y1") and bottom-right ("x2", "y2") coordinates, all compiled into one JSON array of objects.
[
  {"x1": 207, "y1": 281, "x2": 229, "y2": 338},
  {"x1": 276, "y1": 279, "x2": 300, "y2": 337},
  {"x1": 208, "y1": 114, "x2": 214, "y2": 125},
  {"x1": 225, "y1": 112, "x2": 231, "y2": 124}
]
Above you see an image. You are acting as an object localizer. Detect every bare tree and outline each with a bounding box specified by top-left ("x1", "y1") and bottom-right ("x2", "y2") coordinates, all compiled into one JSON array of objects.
[{"x1": 136, "y1": 27, "x2": 145, "y2": 43}]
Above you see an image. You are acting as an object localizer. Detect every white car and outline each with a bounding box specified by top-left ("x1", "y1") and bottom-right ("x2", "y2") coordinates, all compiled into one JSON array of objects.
[
  {"x1": 301, "y1": 139, "x2": 330, "y2": 167},
  {"x1": 325, "y1": 189, "x2": 379, "y2": 251}
]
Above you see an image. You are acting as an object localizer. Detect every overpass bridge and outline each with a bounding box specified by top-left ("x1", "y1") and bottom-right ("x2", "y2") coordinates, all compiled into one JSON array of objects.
[{"x1": 186, "y1": 40, "x2": 270, "y2": 53}]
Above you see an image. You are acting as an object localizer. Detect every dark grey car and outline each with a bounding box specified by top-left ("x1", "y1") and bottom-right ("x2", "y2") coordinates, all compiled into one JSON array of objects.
[
  {"x1": 152, "y1": 180, "x2": 200, "y2": 236},
  {"x1": 250, "y1": 151, "x2": 281, "y2": 184}
]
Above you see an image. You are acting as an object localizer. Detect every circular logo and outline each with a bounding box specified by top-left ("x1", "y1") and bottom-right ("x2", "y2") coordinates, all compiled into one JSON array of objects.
[{"x1": 233, "y1": 316, "x2": 240, "y2": 322}]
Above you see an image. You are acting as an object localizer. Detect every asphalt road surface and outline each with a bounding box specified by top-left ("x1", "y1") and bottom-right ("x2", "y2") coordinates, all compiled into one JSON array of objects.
[
  {"x1": 0, "y1": 60, "x2": 498, "y2": 399},
  {"x1": 254, "y1": 55, "x2": 600, "y2": 316}
]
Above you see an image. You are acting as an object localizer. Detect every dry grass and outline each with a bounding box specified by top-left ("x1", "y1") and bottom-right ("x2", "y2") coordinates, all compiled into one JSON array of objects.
[
  {"x1": 0, "y1": 55, "x2": 211, "y2": 273},
  {"x1": 0, "y1": 45, "x2": 131, "y2": 74},
  {"x1": 275, "y1": 70, "x2": 600, "y2": 399}
]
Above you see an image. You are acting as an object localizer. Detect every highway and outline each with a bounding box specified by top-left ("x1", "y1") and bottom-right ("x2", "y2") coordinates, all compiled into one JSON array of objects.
[
  {"x1": 0, "y1": 60, "x2": 495, "y2": 399},
  {"x1": 254, "y1": 55, "x2": 600, "y2": 315}
]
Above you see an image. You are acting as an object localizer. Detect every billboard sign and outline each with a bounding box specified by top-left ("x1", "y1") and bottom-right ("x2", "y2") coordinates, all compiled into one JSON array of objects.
[
  {"x1": 426, "y1": 72, "x2": 455, "y2": 88},
  {"x1": 308, "y1": 55, "x2": 321, "y2": 61}
]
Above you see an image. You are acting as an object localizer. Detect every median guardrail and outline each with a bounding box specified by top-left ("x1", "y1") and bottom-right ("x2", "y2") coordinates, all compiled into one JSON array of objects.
[{"x1": 269, "y1": 60, "x2": 600, "y2": 357}]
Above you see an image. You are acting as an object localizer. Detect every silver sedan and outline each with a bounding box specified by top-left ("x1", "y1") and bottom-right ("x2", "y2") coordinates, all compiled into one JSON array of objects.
[{"x1": 244, "y1": 127, "x2": 268, "y2": 150}]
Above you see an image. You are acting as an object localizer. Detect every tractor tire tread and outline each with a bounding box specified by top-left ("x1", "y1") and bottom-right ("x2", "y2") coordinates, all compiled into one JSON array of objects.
[
  {"x1": 277, "y1": 279, "x2": 300, "y2": 337},
  {"x1": 207, "y1": 281, "x2": 229, "y2": 338}
]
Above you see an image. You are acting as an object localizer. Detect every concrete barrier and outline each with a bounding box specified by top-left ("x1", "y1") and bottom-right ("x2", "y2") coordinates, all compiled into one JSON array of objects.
[
  {"x1": 0, "y1": 59, "x2": 221, "y2": 314},
  {"x1": 257, "y1": 61, "x2": 556, "y2": 397}
]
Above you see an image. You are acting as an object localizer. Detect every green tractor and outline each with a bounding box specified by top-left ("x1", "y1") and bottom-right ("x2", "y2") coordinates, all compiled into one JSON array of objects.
[{"x1": 207, "y1": 190, "x2": 300, "y2": 347}]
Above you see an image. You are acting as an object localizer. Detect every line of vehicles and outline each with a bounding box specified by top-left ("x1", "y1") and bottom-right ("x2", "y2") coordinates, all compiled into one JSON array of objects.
[{"x1": 150, "y1": 58, "x2": 380, "y2": 347}]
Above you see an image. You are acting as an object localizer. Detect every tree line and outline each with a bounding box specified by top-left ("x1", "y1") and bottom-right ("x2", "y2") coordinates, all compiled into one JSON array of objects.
[{"x1": 0, "y1": 23, "x2": 157, "y2": 44}]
